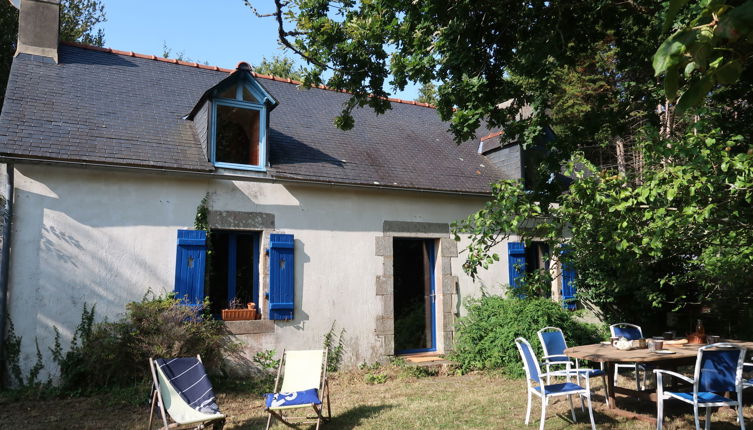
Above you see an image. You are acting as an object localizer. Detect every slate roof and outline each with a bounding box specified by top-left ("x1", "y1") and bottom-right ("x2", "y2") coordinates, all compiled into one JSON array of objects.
[{"x1": 0, "y1": 44, "x2": 506, "y2": 194}]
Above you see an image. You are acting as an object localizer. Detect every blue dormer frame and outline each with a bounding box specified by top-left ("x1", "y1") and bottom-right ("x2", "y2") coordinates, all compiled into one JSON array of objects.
[{"x1": 209, "y1": 76, "x2": 276, "y2": 172}]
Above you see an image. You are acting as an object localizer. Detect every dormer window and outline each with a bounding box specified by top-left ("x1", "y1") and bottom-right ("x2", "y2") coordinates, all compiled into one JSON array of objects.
[
  {"x1": 212, "y1": 82, "x2": 267, "y2": 170},
  {"x1": 187, "y1": 62, "x2": 278, "y2": 172}
]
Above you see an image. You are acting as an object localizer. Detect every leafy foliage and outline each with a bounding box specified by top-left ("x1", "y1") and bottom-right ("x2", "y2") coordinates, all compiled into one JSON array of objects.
[
  {"x1": 161, "y1": 41, "x2": 189, "y2": 62},
  {"x1": 254, "y1": 55, "x2": 304, "y2": 81},
  {"x1": 46, "y1": 295, "x2": 241, "y2": 393},
  {"x1": 194, "y1": 193, "x2": 210, "y2": 231},
  {"x1": 0, "y1": 0, "x2": 18, "y2": 113},
  {"x1": 322, "y1": 322, "x2": 346, "y2": 372},
  {"x1": 654, "y1": 0, "x2": 753, "y2": 112},
  {"x1": 454, "y1": 126, "x2": 753, "y2": 336},
  {"x1": 1, "y1": 0, "x2": 106, "y2": 112},
  {"x1": 450, "y1": 296, "x2": 602, "y2": 377},
  {"x1": 249, "y1": 350, "x2": 279, "y2": 393},
  {"x1": 59, "y1": 0, "x2": 106, "y2": 47},
  {"x1": 415, "y1": 82, "x2": 438, "y2": 106},
  {"x1": 364, "y1": 371, "x2": 389, "y2": 384},
  {"x1": 247, "y1": 0, "x2": 673, "y2": 149}
]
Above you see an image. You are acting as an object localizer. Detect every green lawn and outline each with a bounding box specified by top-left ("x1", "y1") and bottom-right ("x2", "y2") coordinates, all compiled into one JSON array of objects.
[{"x1": 1, "y1": 368, "x2": 750, "y2": 429}]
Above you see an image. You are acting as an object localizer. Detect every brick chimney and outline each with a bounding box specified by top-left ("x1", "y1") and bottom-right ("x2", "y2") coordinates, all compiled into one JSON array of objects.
[{"x1": 16, "y1": 0, "x2": 60, "y2": 63}]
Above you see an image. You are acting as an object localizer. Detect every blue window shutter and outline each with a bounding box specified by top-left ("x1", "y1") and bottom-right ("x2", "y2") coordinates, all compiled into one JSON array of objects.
[
  {"x1": 508, "y1": 242, "x2": 526, "y2": 296},
  {"x1": 174, "y1": 230, "x2": 207, "y2": 304},
  {"x1": 560, "y1": 248, "x2": 577, "y2": 310},
  {"x1": 268, "y1": 233, "x2": 294, "y2": 320}
]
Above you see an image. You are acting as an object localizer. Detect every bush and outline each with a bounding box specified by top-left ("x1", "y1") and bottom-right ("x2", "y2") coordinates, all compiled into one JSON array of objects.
[
  {"x1": 450, "y1": 295, "x2": 602, "y2": 377},
  {"x1": 51, "y1": 294, "x2": 241, "y2": 393}
]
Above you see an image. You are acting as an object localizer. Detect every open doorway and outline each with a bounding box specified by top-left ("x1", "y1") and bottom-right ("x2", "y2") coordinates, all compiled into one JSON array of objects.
[{"x1": 393, "y1": 238, "x2": 436, "y2": 353}]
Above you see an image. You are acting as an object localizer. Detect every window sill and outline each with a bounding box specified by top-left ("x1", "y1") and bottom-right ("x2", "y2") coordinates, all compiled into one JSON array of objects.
[
  {"x1": 214, "y1": 161, "x2": 266, "y2": 172},
  {"x1": 223, "y1": 319, "x2": 275, "y2": 335}
]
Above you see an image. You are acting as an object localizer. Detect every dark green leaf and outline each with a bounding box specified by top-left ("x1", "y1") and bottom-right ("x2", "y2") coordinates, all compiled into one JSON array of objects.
[
  {"x1": 716, "y1": 0, "x2": 753, "y2": 41},
  {"x1": 653, "y1": 29, "x2": 698, "y2": 76},
  {"x1": 715, "y1": 59, "x2": 743, "y2": 84},
  {"x1": 665, "y1": 65, "x2": 680, "y2": 101},
  {"x1": 684, "y1": 61, "x2": 698, "y2": 78},
  {"x1": 676, "y1": 74, "x2": 715, "y2": 113}
]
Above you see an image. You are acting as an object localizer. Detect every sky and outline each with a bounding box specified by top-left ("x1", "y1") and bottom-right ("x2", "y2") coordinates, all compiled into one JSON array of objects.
[{"x1": 96, "y1": 0, "x2": 420, "y2": 101}]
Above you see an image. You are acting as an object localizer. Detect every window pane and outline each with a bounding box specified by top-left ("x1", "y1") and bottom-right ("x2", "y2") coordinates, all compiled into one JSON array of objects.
[
  {"x1": 242, "y1": 85, "x2": 258, "y2": 103},
  {"x1": 216, "y1": 105, "x2": 260, "y2": 166},
  {"x1": 235, "y1": 234, "x2": 255, "y2": 304}
]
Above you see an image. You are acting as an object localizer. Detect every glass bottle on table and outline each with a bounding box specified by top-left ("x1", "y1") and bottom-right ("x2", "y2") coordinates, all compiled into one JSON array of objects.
[{"x1": 695, "y1": 319, "x2": 705, "y2": 336}]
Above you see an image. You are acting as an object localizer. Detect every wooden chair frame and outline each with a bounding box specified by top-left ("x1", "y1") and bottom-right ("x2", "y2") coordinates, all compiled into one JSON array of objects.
[
  {"x1": 265, "y1": 349, "x2": 331, "y2": 430},
  {"x1": 148, "y1": 355, "x2": 226, "y2": 430}
]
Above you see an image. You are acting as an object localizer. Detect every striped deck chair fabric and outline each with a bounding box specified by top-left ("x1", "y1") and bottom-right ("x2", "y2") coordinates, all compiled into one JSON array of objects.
[{"x1": 149, "y1": 356, "x2": 225, "y2": 430}]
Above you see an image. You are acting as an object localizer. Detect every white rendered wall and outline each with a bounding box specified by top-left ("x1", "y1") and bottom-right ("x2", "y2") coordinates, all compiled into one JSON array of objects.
[{"x1": 7, "y1": 164, "x2": 506, "y2": 377}]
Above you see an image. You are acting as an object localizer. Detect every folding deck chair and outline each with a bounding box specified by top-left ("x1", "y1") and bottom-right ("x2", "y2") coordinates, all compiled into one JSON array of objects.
[
  {"x1": 148, "y1": 355, "x2": 226, "y2": 430},
  {"x1": 264, "y1": 349, "x2": 331, "y2": 430}
]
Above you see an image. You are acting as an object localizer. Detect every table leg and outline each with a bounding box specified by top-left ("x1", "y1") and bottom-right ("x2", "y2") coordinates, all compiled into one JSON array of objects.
[{"x1": 604, "y1": 361, "x2": 616, "y2": 409}]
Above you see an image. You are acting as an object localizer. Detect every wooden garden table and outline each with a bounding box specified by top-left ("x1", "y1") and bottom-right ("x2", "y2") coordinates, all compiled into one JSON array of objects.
[{"x1": 564, "y1": 340, "x2": 753, "y2": 422}]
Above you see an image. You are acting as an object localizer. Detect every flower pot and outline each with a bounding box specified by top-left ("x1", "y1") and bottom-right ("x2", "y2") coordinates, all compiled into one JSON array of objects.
[{"x1": 221, "y1": 308, "x2": 257, "y2": 321}]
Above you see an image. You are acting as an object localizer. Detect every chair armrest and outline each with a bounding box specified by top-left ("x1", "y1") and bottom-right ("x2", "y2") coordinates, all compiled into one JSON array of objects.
[
  {"x1": 541, "y1": 354, "x2": 573, "y2": 363},
  {"x1": 540, "y1": 371, "x2": 571, "y2": 379},
  {"x1": 654, "y1": 369, "x2": 694, "y2": 385},
  {"x1": 744, "y1": 362, "x2": 753, "y2": 371}
]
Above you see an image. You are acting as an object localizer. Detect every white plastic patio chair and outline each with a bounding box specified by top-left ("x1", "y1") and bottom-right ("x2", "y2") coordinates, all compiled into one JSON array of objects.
[
  {"x1": 148, "y1": 355, "x2": 226, "y2": 430},
  {"x1": 537, "y1": 326, "x2": 608, "y2": 405},
  {"x1": 610, "y1": 322, "x2": 651, "y2": 390},
  {"x1": 264, "y1": 349, "x2": 331, "y2": 430},
  {"x1": 655, "y1": 343, "x2": 747, "y2": 430},
  {"x1": 515, "y1": 337, "x2": 596, "y2": 430},
  {"x1": 745, "y1": 362, "x2": 753, "y2": 389}
]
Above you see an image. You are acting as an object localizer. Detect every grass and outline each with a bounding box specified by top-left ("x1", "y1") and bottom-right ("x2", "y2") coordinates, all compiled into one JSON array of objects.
[{"x1": 1, "y1": 366, "x2": 751, "y2": 429}]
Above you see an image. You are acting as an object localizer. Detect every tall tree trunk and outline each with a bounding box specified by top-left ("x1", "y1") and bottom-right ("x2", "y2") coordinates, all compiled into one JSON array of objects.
[{"x1": 615, "y1": 137, "x2": 626, "y2": 175}]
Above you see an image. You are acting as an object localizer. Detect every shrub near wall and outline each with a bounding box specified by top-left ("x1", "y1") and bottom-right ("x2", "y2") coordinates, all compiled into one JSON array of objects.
[
  {"x1": 452, "y1": 296, "x2": 602, "y2": 377},
  {"x1": 51, "y1": 295, "x2": 241, "y2": 393}
]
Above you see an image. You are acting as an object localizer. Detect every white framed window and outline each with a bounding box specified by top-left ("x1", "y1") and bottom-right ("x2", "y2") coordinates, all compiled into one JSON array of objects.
[{"x1": 210, "y1": 81, "x2": 269, "y2": 171}]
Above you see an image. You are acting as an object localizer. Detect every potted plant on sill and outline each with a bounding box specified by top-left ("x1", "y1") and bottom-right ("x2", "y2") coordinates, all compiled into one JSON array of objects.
[{"x1": 221, "y1": 298, "x2": 257, "y2": 321}]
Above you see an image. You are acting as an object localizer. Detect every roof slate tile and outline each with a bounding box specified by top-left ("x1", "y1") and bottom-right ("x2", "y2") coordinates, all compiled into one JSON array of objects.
[{"x1": 0, "y1": 44, "x2": 506, "y2": 192}]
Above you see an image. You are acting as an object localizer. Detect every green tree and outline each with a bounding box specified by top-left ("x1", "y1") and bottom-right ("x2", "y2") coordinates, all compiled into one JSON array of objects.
[
  {"x1": 415, "y1": 82, "x2": 438, "y2": 106},
  {"x1": 245, "y1": 0, "x2": 671, "y2": 145},
  {"x1": 161, "y1": 41, "x2": 188, "y2": 62},
  {"x1": 253, "y1": 55, "x2": 304, "y2": 81},
  {"x1": 248, "y1": 0, "x2": 753, "y2": 334},
  {"x1": 1, "y1": 0, "x2": 106, "y2": 112},
  {"x1": 454, "y1": 126, "x2": 753, "y2": 336},
  {"x1": 0, "y1": 0, "x2": 18, "y2": 113},
  {"x1": 59, "y1": 0, "x2": 106, "y2": 47},
  {"x1": 654, "y1": 0, "x2": 753, "y2": 113}
]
